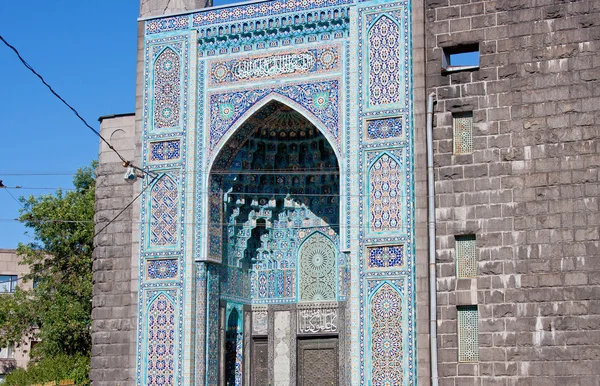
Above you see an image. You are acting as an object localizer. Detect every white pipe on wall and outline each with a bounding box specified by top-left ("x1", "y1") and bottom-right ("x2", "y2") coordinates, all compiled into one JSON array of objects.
[{"x1": 427, "y1": 92, "x2": 439, "y2": 386}]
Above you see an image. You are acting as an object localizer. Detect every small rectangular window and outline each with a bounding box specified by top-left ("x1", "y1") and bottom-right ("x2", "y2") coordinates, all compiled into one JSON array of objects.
[
  {"x1": 0, "y1": 344, "x2": 14, "y2": 359},
  {"x1": 457, "y1": 306, "x2": 479, "y2": 362},
  {"x1": 453, "y1": 112, "x2": 473, "y2": 155},
  {"x1": 456, "y1": 235, "x2": 477, "y2": 278},
  {"x1": 442, "y1": 44, "x2": 480, "y2": 73},
  {"x1": 0, "y1": 275, "x2": 17, "y2": 293}
]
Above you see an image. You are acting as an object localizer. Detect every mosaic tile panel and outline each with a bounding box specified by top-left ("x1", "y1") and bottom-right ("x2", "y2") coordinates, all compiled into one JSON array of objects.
[
  {"x1": 146, "y1": 294, "x2": 176, "y2": 386},
  {"x1": 206, "y1": 265, "x2": 220, "y2": 385},
  {"x1": 367, "y1": 245, "x2": 404, "y2": 269},
  {"x1": 191, "y1": 0, "x2": 352, "y2": 27},
  {"x1": 208, "y1": 45, "x2": 340, "y2": 86},
  {"x1": 458, "y1": 306, "x2": 479, "y2": 362},
  {"x1": 150, "y1": 140, "x2": 181, "y2": 161},
  {"x1": 456, "y1": 235, "x2": 477, "y2": 278},
  {"x1": 225, "y1": 304, "x2": 244, "y2": 386},
  {"x1": 150, "y1": 176, "x2": 179, "y2": 247},
  {"x1": 367, "y1": 117, "x2": 403, "y2": 140},
  {"x1": 370, "y1": 283, "x2": 403, "y2": 385},
  {"x1": 147, "y1": 259, "x2": 178, "y2": 279},
  {"x1": 369, "y1": 153, "x2": 403, "y2": 232},
  {"x1": 299, "y1": 232, "x2": 337, "y2": 302},
  {"x1": 453, "y1": 112, "x2": 473, "y2": 154},
  {"x1": 368, "y1": 14, "x2": 402, "y2": 106},
  {"x1": 146, "y1": 16, "x2": 190, "y2": 34},
  {"x1": 153, "y1": 48, "x2": 181, "y2": 130},
  {"x1": 195, "y1": 263, "x2": 207, "y2": 384}
]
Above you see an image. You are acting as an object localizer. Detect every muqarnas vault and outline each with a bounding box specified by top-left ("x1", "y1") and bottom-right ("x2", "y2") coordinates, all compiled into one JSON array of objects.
[{"x1": 138, "y1": 0, "x2": 415, "y2": 384}]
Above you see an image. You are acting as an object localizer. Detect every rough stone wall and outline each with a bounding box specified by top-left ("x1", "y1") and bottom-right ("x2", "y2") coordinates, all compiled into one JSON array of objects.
[
  {"x1": 140, "y1": 0, "x2": 212, "y2": 18},
  {"x1": 91, "y1": 113, "x2": 136, "y2": 385},
  {"x1": 426, "y1": 0, "x2": 600, "y2": 384}
]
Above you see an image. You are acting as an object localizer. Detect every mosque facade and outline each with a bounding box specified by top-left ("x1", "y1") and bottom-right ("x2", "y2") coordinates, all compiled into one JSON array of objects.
[{"x1": 92, "y1": 0, "x2": 600, "y2": 385}]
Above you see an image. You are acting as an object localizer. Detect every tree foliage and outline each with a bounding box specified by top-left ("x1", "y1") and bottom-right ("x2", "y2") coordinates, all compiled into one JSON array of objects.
[
  {"x1": 4, "y1": 354, "x2": 90, "y2": 386},
  {"x1": 0, "y1": 162, "x2": 96, "y2": 383}
]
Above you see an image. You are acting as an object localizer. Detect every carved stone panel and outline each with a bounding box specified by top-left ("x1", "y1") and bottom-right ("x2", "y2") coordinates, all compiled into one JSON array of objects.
[
  {"x1": 297, "y1": 305, "x2": 338, "y2": 334},
  {"x1": 252, "y1": 309, "x2": 268, "y2": 335},
  {"x1": 251, "y1": 339, "x2": 268, "y2": 386},
  {"x1": 297, "y1": 338, "x2": 338, "y2": 386}
]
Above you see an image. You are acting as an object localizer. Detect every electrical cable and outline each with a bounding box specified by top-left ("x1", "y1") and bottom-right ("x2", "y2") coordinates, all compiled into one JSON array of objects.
[
  {"x1": 0, "y1": 186, "x2": 75, "y2": 191},
  {"x1": 2, "y1": 189, "x2": 23, "y2": 208},
  {"x1": 93, "y1": 175, "x2": 160, "y2": 238},
  {"x1": 0, "y1": 168, "x2": 341, "y2": 176},
  {"x1": 0, "y1": 34, "x2": 149, "y2": 177}
]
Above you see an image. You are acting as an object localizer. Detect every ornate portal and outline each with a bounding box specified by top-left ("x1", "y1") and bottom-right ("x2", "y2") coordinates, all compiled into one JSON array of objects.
[{"x1": 137, "y1": 0, "x2": 415, "y2": 384}]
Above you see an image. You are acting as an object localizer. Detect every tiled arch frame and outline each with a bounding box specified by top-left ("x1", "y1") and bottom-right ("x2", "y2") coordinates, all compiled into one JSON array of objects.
[
  {"x1": 207, "y1": 87, "x2": 343, "y2": 166},
  {"x1": 204, "y1": 89, "x2": 345, "y2": 264}
]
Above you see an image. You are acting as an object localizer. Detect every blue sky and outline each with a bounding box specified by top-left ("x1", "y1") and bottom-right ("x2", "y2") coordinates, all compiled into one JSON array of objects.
[
  {"x1": 0, "y1": 1, "x2": 140, "y2": 248},
  {"x1": 0, "y1": 1, "x2": 246, "y2": 248}
]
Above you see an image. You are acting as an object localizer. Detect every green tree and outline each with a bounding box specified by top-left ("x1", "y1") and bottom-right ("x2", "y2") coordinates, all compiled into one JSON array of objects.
[{"x1": 0, "y1": 162, "x2": 96, "y2": 384}]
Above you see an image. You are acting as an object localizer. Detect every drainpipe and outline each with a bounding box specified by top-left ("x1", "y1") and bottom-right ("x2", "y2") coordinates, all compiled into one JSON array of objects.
[{"x1": 427, "y1": 92, "x2": 439, "y2": 386}]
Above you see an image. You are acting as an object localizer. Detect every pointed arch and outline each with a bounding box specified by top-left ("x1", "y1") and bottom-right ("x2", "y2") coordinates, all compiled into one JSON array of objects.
[
  {"x1": 208, "y1": 92, "x2": 341, "y2": 171},
  {"x1": 298, "y1": 231, "x2": 337, "y2": 302},
  {"x1": 368, "y1": 152, "x2": 403, "y2": 232},
  {"x1": 369, "y1": 282, "x2": 404, "y2": 385},
  {"x1": 153, "y1": 47, "x2": 181, "y2": 129},
  {"x1": 146, "y1": 292, "x2": 176, "y2": 386},
  {"x1": 367, "y1": 14, "x2": 402, "y2": 106},
  {"x1": 150, "y1": 174, "x2": 179, "y2": 247}
]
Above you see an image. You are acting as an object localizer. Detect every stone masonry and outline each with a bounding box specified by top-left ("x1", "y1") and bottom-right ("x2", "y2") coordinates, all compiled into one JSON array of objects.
[
  {"x1": 426, "y1": 0, "x2": 600, "y2": 384},
  {"x1": 91, "y1": 113, "x2": 137, "y2": 385},
  {"x1": 140, "y1": 0, "x2": 212, "y2": 18}
]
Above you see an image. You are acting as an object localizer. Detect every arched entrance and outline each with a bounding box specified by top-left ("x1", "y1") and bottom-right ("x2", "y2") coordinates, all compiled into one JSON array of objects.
[{"x1": 208, "y1": 100, "x2": 343, "y2": 385}]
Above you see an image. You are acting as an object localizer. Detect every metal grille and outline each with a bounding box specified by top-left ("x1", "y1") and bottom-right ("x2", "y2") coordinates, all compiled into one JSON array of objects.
[
  {"x1": 458, "y1": 306, "x2": 479, "y2": 362},
  {"x1": 456, "y1": 235, "x2": 477, "y2": 278},
  {"x1": 453, "y1": 112, "x2": 473, "y2": 154}
]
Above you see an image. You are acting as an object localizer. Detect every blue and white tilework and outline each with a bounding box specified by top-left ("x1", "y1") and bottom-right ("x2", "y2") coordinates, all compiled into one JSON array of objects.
[
  {"x1": 367, "y1": 117, "x2": 403, "y2": 140},
  {"x1": 147, "y1": 259, "x2": 179, "y2": 279},
  {"x1": 150, "y1": 140, "x2": 181, "y2": 161},
  {"x1": 367, "y1": 245, "x2": 404, "y2": 269},
  {"x1": 138, "y1": 0, "x2": 415, "y2": 384}
]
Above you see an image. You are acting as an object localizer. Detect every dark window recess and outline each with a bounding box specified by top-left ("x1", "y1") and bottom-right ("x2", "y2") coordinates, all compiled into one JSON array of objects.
[{"x1": 442, "y1": 44, "x2": 480, "y2": 73}]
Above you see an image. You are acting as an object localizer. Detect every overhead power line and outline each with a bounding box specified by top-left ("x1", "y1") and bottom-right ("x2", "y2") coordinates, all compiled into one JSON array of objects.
[
  {"x1": 93, "y1": 175, "x2": 159, "y2": 238},
  {"x1": 0, "y1": 34, "x2": 149, "y2": 177},
  {"x1": 2, "y1": 188, "x2": 23, "y2": 208}
]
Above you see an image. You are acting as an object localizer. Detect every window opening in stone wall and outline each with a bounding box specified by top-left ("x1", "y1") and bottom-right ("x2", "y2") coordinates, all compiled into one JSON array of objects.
[
  {"x1": 0, "y1": 344, "x2": 14, "y2": 359},
  {"x1": 452, "y1": 112, "x2": 473, "y2": 155},
  {"x1": 442, "y1": 43, "x2": 479, "y2": 73},
  {"x1": 457, "y1": 306, "x2": 479, "y2": 362},
  {"x1": 0, "y1": 275, "x2": 17, "y2": 293},
  {"x1": 456, "y1": 235, "x2": 477, "y2": 278}
]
